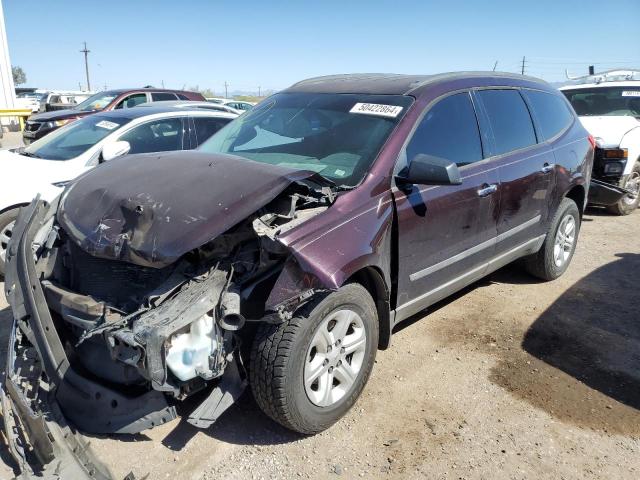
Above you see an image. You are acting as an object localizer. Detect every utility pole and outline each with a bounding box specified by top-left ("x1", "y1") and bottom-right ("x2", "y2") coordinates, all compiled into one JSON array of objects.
[
  {"x1": 224, "y1": 81, "x2": 229, "y2": 98},
  {"x1": 258, "y1": 86, "x2": 261, "y2": 97},
  {"x1": 80, "y1": 41, "x2": 91, "y2": 91},
  {"x1": 492, "y1": 61, "x2": 498, "y2": 72},
  {"x1": 520, "y1": 56, "x2": 526, "y2": 75}
]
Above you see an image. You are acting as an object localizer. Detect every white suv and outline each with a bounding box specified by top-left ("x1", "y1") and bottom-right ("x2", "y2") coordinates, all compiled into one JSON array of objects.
[{"x1": 560, "y1": 70, "x2": 640, "y2": 214}]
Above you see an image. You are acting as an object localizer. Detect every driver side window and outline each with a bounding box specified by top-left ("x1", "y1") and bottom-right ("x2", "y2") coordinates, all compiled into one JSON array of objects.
[
  {"x1": 115, "y1": 93, "x2": 148, "y2": 109},
  {"x1": 406, "y1": 92, "x2": 484, "y2": 167},
  {"x1": 117, "y1": 117, "x2": 186, "y2": 154}
]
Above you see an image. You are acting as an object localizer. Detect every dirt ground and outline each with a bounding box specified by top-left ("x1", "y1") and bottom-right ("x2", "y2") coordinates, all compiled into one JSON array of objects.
[{"x1": 1, "y1": 208, "x2": 638, "y2": 480}]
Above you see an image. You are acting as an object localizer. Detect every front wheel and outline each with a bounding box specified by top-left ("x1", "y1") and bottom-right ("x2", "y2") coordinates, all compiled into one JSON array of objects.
[
  {"x1": 607, "y1": 160, "x2": 640, "y2": 215},
  {"x1": 524, "y1": 197, "x2": 581, "y2": 281},
  {"x1": 250, "y1": 283, "x2": 378, "y2": 434}
]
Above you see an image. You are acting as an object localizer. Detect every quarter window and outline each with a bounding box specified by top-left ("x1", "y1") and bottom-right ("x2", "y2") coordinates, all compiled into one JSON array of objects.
[
  {"x1": 523, "y1": 90, "x2": 573, "y2": 140},
  {"x1": 406, "y1": 92, "x2": 483, "y2": 167},
  {"x1": 476, "y1": 89, "x2": 537, "y2": 155}
]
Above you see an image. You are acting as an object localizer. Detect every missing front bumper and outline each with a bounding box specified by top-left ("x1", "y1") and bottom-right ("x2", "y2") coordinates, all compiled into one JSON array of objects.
[{"x1": 1, "y1": 200, "x2": 177, "y2": 478}]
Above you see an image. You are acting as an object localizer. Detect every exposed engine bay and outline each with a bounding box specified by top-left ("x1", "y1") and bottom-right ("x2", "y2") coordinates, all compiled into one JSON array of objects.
[{"x1": 10, "y1": 167, "x2": 335, "y2": 436}]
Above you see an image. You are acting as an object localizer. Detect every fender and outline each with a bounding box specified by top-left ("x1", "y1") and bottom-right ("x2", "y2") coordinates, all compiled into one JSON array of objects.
[{"x1": 619, "y1": 125, "x2": 640, "y2": 175}]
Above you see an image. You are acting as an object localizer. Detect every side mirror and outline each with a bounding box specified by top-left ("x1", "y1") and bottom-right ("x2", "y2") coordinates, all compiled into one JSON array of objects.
[
  {"x1": 101, "y1": 141, "x2": 131, "y2": 162},
  {"x1": 396, "y1": 154, "x2": 462, "y2": 186}
]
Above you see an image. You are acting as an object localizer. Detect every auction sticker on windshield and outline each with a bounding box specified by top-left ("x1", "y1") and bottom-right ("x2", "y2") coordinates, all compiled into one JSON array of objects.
[
  {"x1": 622, "y1": 91, "x2": 640, "y2": 97},
  {"x1": 350, "y1": 103, "x2": 403, "y2": 118},
  {"x1": 96, "y1": 120, "x2": 119, "y2": 130}
]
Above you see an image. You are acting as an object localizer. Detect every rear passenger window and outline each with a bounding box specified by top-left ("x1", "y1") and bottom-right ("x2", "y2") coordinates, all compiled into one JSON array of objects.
[
  {"x1": 152, "y1": 92, "x2": 178, "y2": 102},
  {"x1": 192, "y1": 117, "x2": 232, "y2": 146},
  {"x1": 523, "y1": 90, "x2": 573, "y2": 140},
  {"x1": 406, "y1": 92, "x2": 483, "y2": 167},
  {"x1": 477, "y1": 89, "x2": 536, "y2": 155}
]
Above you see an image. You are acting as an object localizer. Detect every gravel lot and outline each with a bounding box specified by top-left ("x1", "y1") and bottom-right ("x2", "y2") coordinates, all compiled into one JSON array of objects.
[{"x1": 1, "y1": 208, "x2": 638, "y2": 479}]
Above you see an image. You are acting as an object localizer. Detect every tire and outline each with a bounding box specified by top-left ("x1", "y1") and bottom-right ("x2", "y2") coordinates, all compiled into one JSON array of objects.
[
  {"x1": 250, "y1": 283, "x2": 378, "y2": 434},
  {"x1": 524, "y1": 197, "x2": 581, "y2": 281},
  {"x1": 0, "y1": 207, "x2": 20, "y2": 277},
  {"x1": 607, "y1": 160, "x2": 640, "y2": 216}
]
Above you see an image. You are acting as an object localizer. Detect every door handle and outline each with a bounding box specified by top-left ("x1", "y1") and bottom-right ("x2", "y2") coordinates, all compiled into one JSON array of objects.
[
  {"x1": 477, "y1": 184, "x2": 498, "y2": 197},
  {"x1": 541, "y1": 163, "x2": 555, "y2": 174}
]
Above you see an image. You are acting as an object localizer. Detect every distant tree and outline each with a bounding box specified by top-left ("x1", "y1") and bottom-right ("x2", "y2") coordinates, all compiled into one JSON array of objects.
[{"x1": 12, "y1": 66, "x2": 26, "y2": 85}]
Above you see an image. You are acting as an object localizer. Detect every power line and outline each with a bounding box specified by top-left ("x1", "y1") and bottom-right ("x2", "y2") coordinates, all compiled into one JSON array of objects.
[{"x1": 80, "y1": 41, "x2": 91, "y2": 91}]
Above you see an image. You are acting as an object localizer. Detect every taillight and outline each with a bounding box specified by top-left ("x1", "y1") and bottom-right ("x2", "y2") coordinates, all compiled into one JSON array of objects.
[{"x1": 587, "y1": 135, "x2": 596, "y2": 149}]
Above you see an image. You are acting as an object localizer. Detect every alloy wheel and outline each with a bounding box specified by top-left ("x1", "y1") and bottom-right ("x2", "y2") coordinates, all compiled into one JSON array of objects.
[
  {"x1": 622, "y1": 171, "x2": 640, "y2": 206},
  {"x1": 553, "y1": 214, "x2": 576, "y2": 267},
  {"x1": 304, "y1": 309, "x2": 367, "y2": 407},
  {"x1": 0, "y1": 220, "x2": 15, "y2": 264}
]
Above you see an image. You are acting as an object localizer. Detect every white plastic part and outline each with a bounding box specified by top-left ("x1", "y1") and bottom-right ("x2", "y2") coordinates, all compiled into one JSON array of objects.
[{"x1": 165, "y1": 312, "x2": 218, "y2": 381}]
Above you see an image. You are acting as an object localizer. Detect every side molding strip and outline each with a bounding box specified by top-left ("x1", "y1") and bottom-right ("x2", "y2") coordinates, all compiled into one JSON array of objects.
[
  {"x1": 396, "y1": 235, "x2": 545, "y2": 322},
  {"x1": 409, "y1": 215, "x2": 541, "y2": 282}
]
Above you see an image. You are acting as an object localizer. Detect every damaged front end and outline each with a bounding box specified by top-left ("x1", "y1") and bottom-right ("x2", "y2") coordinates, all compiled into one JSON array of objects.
[{"x1": 1, "y1": 154, "x2": 336, "y2": 478}]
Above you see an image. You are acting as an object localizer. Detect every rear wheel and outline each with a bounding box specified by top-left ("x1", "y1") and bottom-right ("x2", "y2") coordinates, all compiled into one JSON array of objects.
[
  {"x1": 607, "y1": 160, "x2": 640, "y2": 215},
  {"x1": 524, "y1": 197, "x2": 580, "y2": 281},
  {"x1": 0, "y1": 208, "x2": 20, "y2": 277},
  {"x1": 250, "y1": 283, "x2": 378, "y2": 434}
]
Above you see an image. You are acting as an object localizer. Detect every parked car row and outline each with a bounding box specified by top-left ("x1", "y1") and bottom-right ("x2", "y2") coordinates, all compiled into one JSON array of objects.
[
  {"x1": 22, "y1": 87, "x2": 205, "y2": 144},
  {"x1": 1, "y1": 71, "x2": 599, "y2": 479}
]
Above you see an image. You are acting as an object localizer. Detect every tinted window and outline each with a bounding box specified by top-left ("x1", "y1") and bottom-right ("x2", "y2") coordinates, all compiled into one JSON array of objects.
[
  {"x1": 477, "y1": 89, "x2": 536, "y2": 155},
  {"x1": 116, "y1": 93, "x2": 147, "y2": 109},
  {"x1": 176, "y1": 93, "x2": 189, "y2": 100},
  {"x1": 523, "y1": 90, "x2": 573, "y2": 140},
  {"x1": 192, "y1": 117, "x2": 232, "y2": 146},
  {"x1": 406, "y1": 92, "x2": 483, "y2": 167},
  {"x1": 119, "y1": 118, "x2": 185, "y2": 154},
  {"x1": 152, "y1": 92, "x2": 178, "y2": 102}
]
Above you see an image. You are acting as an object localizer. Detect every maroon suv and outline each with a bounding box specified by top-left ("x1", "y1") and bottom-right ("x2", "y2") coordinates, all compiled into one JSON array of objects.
[
  {"x1": 22, "y1": 87, "x2": 205, "y2": 144},
  {"x1": 3, "y1": 72, "x2": 593, "y2": 478}
]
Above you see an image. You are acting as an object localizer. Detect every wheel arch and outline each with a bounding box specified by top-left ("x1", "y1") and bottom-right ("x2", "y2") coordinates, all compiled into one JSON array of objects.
[
  {"x1": 346, "y1": 266, "x2": 392, "y2": 350},
  {"x1": 565, "y1": 184, "x2": 586, "y2": 217},
  {"x1": 0, "y1": 202, "x2": 30, "y2": 217}
]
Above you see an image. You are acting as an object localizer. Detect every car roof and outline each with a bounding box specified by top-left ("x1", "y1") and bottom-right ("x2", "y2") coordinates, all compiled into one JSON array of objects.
[
  {"x1": 285, "y1": 72, "x2": 549, "y2": 96},
  {"x1": 134, "y1": 101, "x2": 240, "y2": 114},
  {"x1": 97, "y1": 88, "x2": 196, "y2": 96},
  {"x1": 88, "y1": 104, "x2": 238, "y2": 121}
]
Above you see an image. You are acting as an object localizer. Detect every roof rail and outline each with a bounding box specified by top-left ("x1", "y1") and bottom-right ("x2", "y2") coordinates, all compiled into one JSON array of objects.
[{"x1": 563, "y1": 68, "x2": 640, "y2": 85}]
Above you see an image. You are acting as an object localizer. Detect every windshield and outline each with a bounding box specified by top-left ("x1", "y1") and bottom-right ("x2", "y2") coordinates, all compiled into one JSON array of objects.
[
  {"x1": 563, "y1": 87, "x2": 640, "y2": 117},
  {"x1": 17, "y1": 92, "x2": 44, "y2": 100},
  {"x1": 73, "y1": 92, "x2": 118, "y2": 112},
  {"x1": 23, "y1": 115, "x2": 129, "y2": 160},
  {"x1": 199, "y1": 92, "x2": 413, "y2": 186}
]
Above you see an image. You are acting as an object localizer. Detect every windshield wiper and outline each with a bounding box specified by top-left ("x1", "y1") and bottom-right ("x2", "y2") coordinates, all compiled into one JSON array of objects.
[{"x1": 20, "y1": 151, "x2": 41, "y2": 159}]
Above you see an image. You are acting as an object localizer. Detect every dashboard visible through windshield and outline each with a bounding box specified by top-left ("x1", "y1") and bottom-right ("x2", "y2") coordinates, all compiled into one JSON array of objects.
[
  {"x1": 199, "y1": 92, "x2": 414, "y2": 186},
  {"x1": 563, "y1": 87, "x2": 640, "y2": 117}
]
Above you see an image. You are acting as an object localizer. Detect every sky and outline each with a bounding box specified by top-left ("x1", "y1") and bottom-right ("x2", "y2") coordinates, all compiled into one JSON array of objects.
[{"x1": 3, "y1": 0, "x2": 639, "y2": 94}]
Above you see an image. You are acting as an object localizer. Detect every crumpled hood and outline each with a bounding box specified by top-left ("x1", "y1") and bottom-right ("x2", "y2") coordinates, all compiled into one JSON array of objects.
[
  {"x1": 57, "y1": 151, "x2": 329, "y2": 268},
  {"x1": 578, "y1": 116, "x2": 640, "y2": 147}
]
